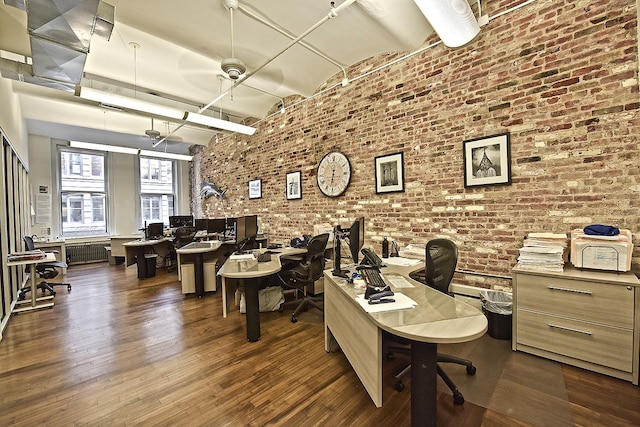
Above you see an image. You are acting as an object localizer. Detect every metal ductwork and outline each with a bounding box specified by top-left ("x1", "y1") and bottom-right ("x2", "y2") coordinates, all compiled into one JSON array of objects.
[{"x1": 5, "y1": 0, "x2": 114, "y2": 85}]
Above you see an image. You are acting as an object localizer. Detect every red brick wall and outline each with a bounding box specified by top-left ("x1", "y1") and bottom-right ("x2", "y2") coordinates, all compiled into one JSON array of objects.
[{"x1": 194, "y1": 0, "x2": 639, "y2": 288}]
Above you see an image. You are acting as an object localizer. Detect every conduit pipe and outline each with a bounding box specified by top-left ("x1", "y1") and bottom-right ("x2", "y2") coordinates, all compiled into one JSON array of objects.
[{"x1": 155, "y1": 0, "x2": 358, "y2": 146}]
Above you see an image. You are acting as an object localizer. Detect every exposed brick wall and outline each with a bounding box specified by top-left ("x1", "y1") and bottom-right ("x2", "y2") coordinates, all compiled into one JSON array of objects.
[{"x1": 193, "y1": 0, "x2": 640, "y2": 289}]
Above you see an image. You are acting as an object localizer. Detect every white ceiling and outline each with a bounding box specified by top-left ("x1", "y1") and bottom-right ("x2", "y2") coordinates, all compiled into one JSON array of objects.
[{"x1": 0, "y1": 0, "x2": 439, "y2": 154}]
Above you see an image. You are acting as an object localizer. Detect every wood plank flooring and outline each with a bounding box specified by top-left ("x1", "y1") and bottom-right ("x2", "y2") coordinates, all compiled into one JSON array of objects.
[{"x1": 1, "y1": 262, "x2": 639, "y2": 426}]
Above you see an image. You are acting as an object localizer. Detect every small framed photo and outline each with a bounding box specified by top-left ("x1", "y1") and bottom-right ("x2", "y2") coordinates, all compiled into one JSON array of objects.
[
  {"x1": 463, "y1": 133, "x2": 512, "y2": 188},
  {"x1": 375, "y1": 152, "x2": 404, "y2": 194},
  {"x1": 286, "y1": 171, "x2": 302, "y2": 200},
  {"x1": 248, "y1": 178, "x2": 262, "y2": 199}
]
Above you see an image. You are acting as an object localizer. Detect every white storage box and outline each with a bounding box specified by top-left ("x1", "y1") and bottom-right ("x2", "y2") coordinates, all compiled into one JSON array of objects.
[{"x1": 570, "y1": 228, "x2": 633, "y2": 272}]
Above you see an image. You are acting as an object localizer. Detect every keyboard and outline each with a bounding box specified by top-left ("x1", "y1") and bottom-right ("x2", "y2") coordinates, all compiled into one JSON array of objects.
[{"x1": 360, "y1": 267, "x2": 387, "y2": 289}]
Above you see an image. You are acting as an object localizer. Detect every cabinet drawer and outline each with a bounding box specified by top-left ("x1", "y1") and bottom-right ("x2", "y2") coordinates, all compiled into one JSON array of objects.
[
  {"x1": 515, "y1": 274, "x2": 634, "y2": 327},
  {"x1": 517, "y1": 310, "x2": 633, "y2": 373}
]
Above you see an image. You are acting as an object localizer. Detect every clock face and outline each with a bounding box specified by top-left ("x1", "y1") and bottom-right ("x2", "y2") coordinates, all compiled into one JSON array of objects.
[{"x1": 317, "y1": 151, "x2": 352, "y2": 197}]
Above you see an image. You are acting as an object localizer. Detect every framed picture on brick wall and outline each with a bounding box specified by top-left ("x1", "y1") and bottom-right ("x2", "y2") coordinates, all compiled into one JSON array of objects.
[
  {"x1": 463, "y1": 133, "x2": 512, "y2": 188},
  {"x1": 286, "y1": 171, "x2": 302, "y2": 200},
  {"x1": 375, "y1": 152, "x2": 404, "y2": 194},
  {"x1": 248, "y1": 178, "x2": 262, "y2": 199}
]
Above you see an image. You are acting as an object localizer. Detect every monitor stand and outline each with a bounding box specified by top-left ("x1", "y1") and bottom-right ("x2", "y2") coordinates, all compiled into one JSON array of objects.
[{"x1": 332, "y1": 226, "x2": 349, "y2": 278}]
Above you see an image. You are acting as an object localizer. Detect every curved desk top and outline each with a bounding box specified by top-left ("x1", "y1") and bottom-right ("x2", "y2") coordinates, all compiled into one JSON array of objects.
[
  {"x1": 175, "y1": 240, "x2": 222, "y2": 254},
  {"x1": 122, "y1": 237, "x2": 172, "y2": 247},
  {"x1": 328, "y1": 262, "x2": 487, "y2": 344},
  {"x1": 218, "y1": 247, "x2": 306, "y2": 279}
]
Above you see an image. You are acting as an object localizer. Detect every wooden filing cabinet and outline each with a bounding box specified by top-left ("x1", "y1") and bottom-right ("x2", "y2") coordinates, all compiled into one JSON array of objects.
[{"x1": 512, "y1": 264, "x2": 640, "y2": 385}]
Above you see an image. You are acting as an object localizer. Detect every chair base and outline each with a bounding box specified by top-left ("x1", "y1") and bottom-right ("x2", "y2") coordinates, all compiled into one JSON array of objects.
[
  {"x1": 388, "y1": 345, "x2": 475, "y2": 405},
  {"x1": 290, "y1": 295, "x2": 323, "y2": 323},
  {"x1": 18, "y1": 280, "x2": 72, "y2": 300}
]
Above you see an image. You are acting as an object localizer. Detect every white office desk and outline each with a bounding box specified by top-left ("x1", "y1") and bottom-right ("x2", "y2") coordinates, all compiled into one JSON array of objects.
[
  {"x1": 8, "y1": 252, "x2": 57, "y2": 313},
  {"x1": 218, "y1": 247, "x2": 306, "y2": 342},
  {"x1": 33, "y1": 240, "x2": 67, "y2": 274},
  {"x1": 324, "y1": 263, "x2": 487, "y2": 427}
]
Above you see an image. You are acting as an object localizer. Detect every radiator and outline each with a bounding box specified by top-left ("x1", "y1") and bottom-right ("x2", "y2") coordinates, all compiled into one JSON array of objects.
[{"x1": 66, "y1": 241, "x2": 110, "y2": 265}]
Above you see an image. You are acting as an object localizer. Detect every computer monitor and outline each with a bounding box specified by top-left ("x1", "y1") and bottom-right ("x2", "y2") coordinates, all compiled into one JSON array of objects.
[
  {"x1": 169, "y1": 215, "x2": 193, "y2": 228},
  {"x1": 225, "y1": 217, "x2": 237, "y2": 239},
  {"x1": 194, "y1": 218, "x2": 209, "y2": 231},
  {"x1": 147, "y1": 222, "x2": 164, "y2": 240},
  {"x1": 332, "y1": 217, "x2": 365, "y2": 278},
  {"x1": 235, "y1": 215, "x2": 258, "y2": 253},
  {"x1": 207, "y1": 218, "x2": 227, "y2": 234},
  {"x1": 348, "y1": 217, "x2": 365, "y2": 264}
]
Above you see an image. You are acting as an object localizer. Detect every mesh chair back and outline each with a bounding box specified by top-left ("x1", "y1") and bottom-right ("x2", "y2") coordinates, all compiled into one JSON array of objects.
[
  {"x1": 305, "y1": 233, "x2": 330, "y2": 282},
  {"x1": 425, "y1": 238, "x2": 458, "y2": 294},
  {"x1": 24, "y1": 235, "x2": 36, "y2": 251}
]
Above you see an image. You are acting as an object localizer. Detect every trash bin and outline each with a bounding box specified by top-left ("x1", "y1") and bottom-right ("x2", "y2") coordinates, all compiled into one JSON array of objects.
[
  {"x1": 479, "y1": 290, "x2": 512, "y2": 340},
  {"x1": 136, "y1": 253, "x2": 158, "y2": 279}
]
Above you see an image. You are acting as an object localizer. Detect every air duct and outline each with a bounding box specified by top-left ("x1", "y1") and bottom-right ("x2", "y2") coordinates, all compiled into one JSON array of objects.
[
  {"x1": 412, "y1": 0, "x2": 480, "y2": 48},
  {"x1": 6, "y1": 0, "x2": 115, "y2": 85}
]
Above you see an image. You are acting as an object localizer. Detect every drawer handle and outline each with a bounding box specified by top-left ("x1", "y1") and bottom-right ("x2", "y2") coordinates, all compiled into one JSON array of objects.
[
  {"x1": 548, "y1": 323, "x2": 592, "y2": 335},
  {"x1": 547, "y1": 286, "x2": 592, "y2": 295}
]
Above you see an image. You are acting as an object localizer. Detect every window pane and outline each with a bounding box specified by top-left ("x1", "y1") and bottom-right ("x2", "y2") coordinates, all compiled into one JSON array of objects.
[
  {"x1": 59, "y1": 148, "x2": 107, "y2": 237},
  {"x1": 139, "y1": 156, "x2": 175, "y2": 228}
]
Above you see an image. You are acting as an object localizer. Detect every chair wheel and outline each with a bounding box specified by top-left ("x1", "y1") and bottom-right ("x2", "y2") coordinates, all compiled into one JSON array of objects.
[
  {"x1": 466, "y1": 365, "x2": 476, "y2": 375},
  {"x1": 394, "y1": 381, "x2": 405, "y2": 392},
  {"x1": 453, "y1": 393, "x2": 465, "y2": 405},
  {"x1": 291, "y1": 315, "x2": 298, "y2": 323},
  {"x1": 67, "y1": 285, "x2": 72, "y2": 291}
]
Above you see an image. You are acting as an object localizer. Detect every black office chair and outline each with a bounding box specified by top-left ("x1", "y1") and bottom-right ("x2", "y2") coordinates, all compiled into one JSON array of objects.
[
  {"x1": 18, "y1": 236, "x2": 71, "y2": 300},
  {"x1": 387, "y1": 238, "x2": 476, "y2": 405},
  {"x1": 278, "y1": 233, "x2": 330, "y2": 323},
  {"x1": 173, "y1": 226, "x2": 196, "y2": 249}
]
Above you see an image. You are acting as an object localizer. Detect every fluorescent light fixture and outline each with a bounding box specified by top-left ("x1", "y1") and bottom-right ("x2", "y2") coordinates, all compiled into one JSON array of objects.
[
  {"x1": 77, "y1": 87, "x2": 257, "y2": 135},
  {"x1": 69, "y1": 140, "x2": 139, "y2": 155},
  {"x1": 139, "y1": 150, "x2": 193, "y2": 161},
  {"x1": 183, "y1": 112, "x2": 256, "y2": 135},
  {"x1": 413, "y1": 0, "x2": 480, "y2": 48},
  {"x1": 78, "y1": 87, "x2": 185, "y2": 120}
]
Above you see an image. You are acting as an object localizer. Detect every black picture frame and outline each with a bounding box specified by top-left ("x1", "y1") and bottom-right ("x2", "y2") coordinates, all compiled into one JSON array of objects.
[
  {"x1": 463, "y1": 133, "x2": 512, "y2": 188},
  {"x1": 286, "y1": 171, "x2": 302, "y2": 200},
  {"x1": 375, "y1": 152, "x2": 404, "y2": 194},
  {"x1": 248, "y1": 178, "x2": 262, "y2": 199}
]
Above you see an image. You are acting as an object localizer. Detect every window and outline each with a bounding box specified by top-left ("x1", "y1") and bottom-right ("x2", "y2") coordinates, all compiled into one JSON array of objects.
[
  {"x1": 139, "y1": 156, "x2": 175, "y2": 227},
  {"x1": 59, "y1": 148, "x2": 107, "y2": 237}
]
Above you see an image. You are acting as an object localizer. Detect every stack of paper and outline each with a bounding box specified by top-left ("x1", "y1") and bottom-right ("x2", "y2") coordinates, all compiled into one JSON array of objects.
[
  {"x1": 8, "y1": 249, "x2": 45, "y2": 262},
  {"x1": 517, "y1": 233, "x2": 567, "y2": 272}
]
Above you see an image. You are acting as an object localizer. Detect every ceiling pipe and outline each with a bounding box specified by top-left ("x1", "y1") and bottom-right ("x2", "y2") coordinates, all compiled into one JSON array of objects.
[
  {"x1": 237, "y1": 3, "x2": 349, "y2": 82},
  {"x1": 155, "y1": 0, "x2": 358, "y2": 146},
  {"x1": 201, "y1": 0, "x2": 357, "y2": 112}
]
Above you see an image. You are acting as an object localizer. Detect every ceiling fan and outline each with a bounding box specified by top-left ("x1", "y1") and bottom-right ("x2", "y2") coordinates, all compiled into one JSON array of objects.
[
  {"x1": 221, "y1": 0, "x2": 246, "y2": 80},
  {"x1": 144, "y1": 118, "x2": 182, "y2": 143},
  {"x1": 144, "y1": 117, "x2": 161, "y2": 140}
]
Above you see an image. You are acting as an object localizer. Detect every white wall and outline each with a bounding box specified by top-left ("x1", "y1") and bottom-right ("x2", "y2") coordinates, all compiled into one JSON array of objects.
[
  {"x1": 0, "y1": 78, "x2": 28, "y2": 162},
  {"x1": 27, "y1": 135, "x2": 191, "y2": 241}
]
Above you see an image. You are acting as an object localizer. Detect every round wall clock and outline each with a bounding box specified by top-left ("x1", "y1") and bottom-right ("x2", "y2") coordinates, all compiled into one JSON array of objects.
[{"x1": 316, "y1": 151, "x2": 352, "y2": 197}]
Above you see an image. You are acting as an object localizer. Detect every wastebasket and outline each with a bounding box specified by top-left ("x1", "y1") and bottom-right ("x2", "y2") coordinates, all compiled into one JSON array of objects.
[
  {"x1": 136, "y1": 253, "x2": 158, "y2": 279},
  {"x1": 479, "y1": 290, "x2": 512, "y2": 340}
]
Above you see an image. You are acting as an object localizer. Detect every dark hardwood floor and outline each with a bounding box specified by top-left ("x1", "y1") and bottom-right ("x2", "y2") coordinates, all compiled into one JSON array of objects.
[{"x1": 1, "y1": 262, "x2": 639, "y2": 426}]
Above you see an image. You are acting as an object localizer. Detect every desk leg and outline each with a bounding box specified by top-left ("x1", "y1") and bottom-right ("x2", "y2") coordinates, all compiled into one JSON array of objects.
[
  {"x1": 222, "y1": 277, "x2": 228, "y2": 318},
  {"x1": 411, "y1": 341, "x2": 437, "y2": 427},
  {"x1": 30, "y1": 264, "x2": 37, "y2": 307},
  {"x1": 194, "y1": 253, "x2": 204, "y2": 297},
  {"x1": 245, "y1": 279, "x2": 260, "y2": 342}
]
